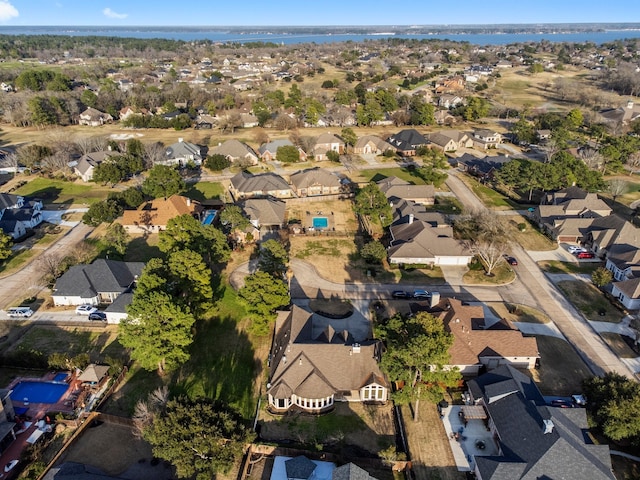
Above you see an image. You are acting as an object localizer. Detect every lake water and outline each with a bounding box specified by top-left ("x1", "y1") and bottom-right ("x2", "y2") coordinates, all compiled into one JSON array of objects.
[{"x1": 1, "y1": 26, "x2": 640, "y2": 45}]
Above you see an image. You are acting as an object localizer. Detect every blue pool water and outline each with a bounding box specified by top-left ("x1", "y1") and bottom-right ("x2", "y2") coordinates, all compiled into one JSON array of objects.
[
  {"x1": 202, "y1": 211, "x2": 217, "y2": 226},
  {"x1": 313, "y1": 217, "x2": 328, "y2": 229},
  {"x1": 10, "y1": 381, "x2": 69, "y2": 404},
  {"x1": 53, "y1": 373, "x2": 68, "y2": 382}
]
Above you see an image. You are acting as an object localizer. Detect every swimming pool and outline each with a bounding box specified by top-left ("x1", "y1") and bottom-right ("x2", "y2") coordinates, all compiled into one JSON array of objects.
[
  {"x1": 313, "y1": 217, "x2": 328, "y2": 229},
  {"x1": 10, "y1": 381, "x2": 69, "y2": 404},
  {"x1": 53, "y1": 373, "x2": 68, "y2": 382}
]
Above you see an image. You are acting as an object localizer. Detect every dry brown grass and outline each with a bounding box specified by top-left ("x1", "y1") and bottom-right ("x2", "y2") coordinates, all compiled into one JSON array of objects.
[
  {"x1": 401, "y1": 403, "x2": 465, "y2": 480},
  {"x1": 290, "y1": 235, "x2": 362, "y2": 283},
  {"x1": 503, "y1": 214, "x2": 557, "y2": 251},
  {"x1": 487, "y1": 302, "x2": 551, "y2": 324},
  {"x1": 601, "y1": 332, "x2": 639, "y2": 359}
]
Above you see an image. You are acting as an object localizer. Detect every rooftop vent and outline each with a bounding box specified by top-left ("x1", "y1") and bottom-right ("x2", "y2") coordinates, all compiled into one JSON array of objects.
[{"x1": 543, "y1": 419, "x2": 554, "y2": 434}]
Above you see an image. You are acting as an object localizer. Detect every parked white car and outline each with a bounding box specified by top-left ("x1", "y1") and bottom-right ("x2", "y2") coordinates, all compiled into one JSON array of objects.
[
  {"x1": 7, "y1": 307, "x2": 34, "y2": 318},
  {"x1": 567, "y1": 245, "x2": 586, "y2": 254},
  {"x1": 75, "y1": 305, "x2": 98, "y2": 315}
]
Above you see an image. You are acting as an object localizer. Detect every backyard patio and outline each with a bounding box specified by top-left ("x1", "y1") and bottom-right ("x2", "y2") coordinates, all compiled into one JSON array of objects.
[{"x1": 440, "y1": 404, "x2": 499, "y2": 472}]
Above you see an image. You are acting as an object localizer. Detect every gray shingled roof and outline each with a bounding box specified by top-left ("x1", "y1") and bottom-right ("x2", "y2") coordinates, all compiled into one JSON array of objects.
[
  {"x1": 241, "y1": 198, "x2": 286, "y2": 226},
  {"x1": 165, "y1": 140, "x2": 203, "y2": 161},
  {"x1": 290, "y1": 168, "x2": 341, "y2": 190},
  {"x1": 285, "y1": 456, "x2": 317, "y2": 480},
  {"x1": 53, "y1": 260, "x2": 144, "y2": 297},
  {"x1": 332, "y1": 463, "x2": 377, "y2": 480},
  {"x1": 468, "y1": 365, "x2": 615, "y2": 480},
  {"x1": 231, "y1": 171, "x2": 291, "y2": 194},
  {"x1": 0, "y1": 193, "x2": 21, "y2": 210},
  {"x1": 386, "y1": 129, "x2": 428, "y2": 151}
]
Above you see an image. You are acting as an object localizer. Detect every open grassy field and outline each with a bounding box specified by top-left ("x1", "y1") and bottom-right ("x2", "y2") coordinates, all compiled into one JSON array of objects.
[
  {"x1": 556, "y1": 280, "x2": 624, "y2": 323},
  {"x1": 458, "y1": 174, "x2": 520, "y2": 210},
  {"x1": 11, "y1": 176, "x2": 113, "y2": 205}
]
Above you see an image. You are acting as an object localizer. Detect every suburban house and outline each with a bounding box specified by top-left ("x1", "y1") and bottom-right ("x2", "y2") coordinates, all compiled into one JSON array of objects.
[
  {"x1": 456, "y1": 154, "x2": 512, "y2": 181},
  {"x1": 611, "y1": 278, "x2": 640, "y2": 311},
  {"x1": 241, "y1": 197, "x2": 286, "y2": 239},
  {"x1": 267, "y1": 305, "x2": 388, "y2": 413},
  {"x1": 119, "y1": 195, "x2": 203, "y2": 234},
  {"x1": 532, "y1": 188, "x2": 612, "y2": 243},
  {"x1": 434, "y1": 110, "x2": 456, "y2": 125},
  {"x1": 52, "y1": 259, "x2": 144, "y2": 306},
  {"x1": 391, "y1": 198, "x2": 447, "y2": 228},
  {"x1": 467, "y1": 365, "x2": 615, "y2": 480},
  {"x1": 74, "y1": 150, "x2": 115, "y2": 182},
  {"x1": 119, "y1": 106, "x2": 151, "y2": 121},
  {"x1": 599, "y1": 100, "x2": 640, "y2": 126},
  {"x1": 605, "y1": 244, "x2": 640, "y2": 282},
  {"x1": 387, "y1": 220, "x2": 473, "y2": 266},
  {"x1": 377, "y1": 176, "x2": 435, "y2": 205},
  {"x1": 78, "y1": 107, "x2": 113, "y2": 127},
  {"x1": 352, "y1": 135, "x2": 396, "y2": 155},
  {"x1": 437, "y1": 94, "x2": 464, "y2": 109},
  {"x1": 229, "y1": 171, "x2": 293, "y2": 200},
  {"x1": 386, "y1": 129, "x2": 429, "y2": 156},
  {"x1": 259, "y1": 139, "x2": 307, "y2": 162},
  {"x1": 289, "y1": 168, "x2": 342, "y2": 197},
  {"x1": 0, "y1": 193, "x2": 43, "y2": 240},
  {"x1": 472, "y1": 129, "x2": 502, "y2": 150},
  {"x1": 163, "y1": 139, "x2": 205, "y2": 166},
  {"x1": 435, "y1": 299, "x2": 539, "y2": 375},
  {"x1": 211, "y1": 139, "x2": 259, "y2": 166},
  {"x1": 584, "y1": 214, "x2": 640, "y2": 258},
  {"x1": 104, "y1": 292, "x2": 133, "y2": 324},
  {"x1": 428, "y1": 130, "x2": 473, "y2": 152},
  {"x1": 312, "y1": 133, "x2": 345, "y2": 161}
]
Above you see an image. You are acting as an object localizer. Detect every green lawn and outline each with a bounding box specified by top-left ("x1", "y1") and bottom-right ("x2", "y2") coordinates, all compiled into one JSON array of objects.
[
  {"x1": 537, "y1": 260, "x2": 602, "y2": 274},
  {"x1": 463, "y1": 261, "x2": 515, "y2": 285},
  {"x1": 0, "y1": 248, "x2": 35, "y2": 275},
  {"x1": 461, "y1": 175, "x2": 519, "y2": 209},
  {"x1": 358, "y1": 167, "x2": 429, "y2": 185},
  {"x1": 556, "y1": 280, "x2": 624, "y2": 323},
  {"x1": 12, "y1": 177, "x2": 111, "y2": 205},
  {"x1": 184, "y1": 181, "x2": 225, "y2": 201}
]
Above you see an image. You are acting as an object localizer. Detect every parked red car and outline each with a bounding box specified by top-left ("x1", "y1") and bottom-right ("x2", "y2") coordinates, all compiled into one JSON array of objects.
[{"x1": 576, "y1": 251, "x2": 595, "y2": 259}]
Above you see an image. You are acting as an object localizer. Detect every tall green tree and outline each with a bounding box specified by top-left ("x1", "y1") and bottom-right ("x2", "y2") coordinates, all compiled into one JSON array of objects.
[
  {"x1": 354, "y1": 182, "x2": 393, "y2": 226},
  {"x1": 341, "y1": 127, "x2": 358, "y2": 147},
  {"x1": 239, "y1": 271, "x2": 289, "y2": 319},
  {"x1": 360, "y1": 241, "x2": 387, "y2": 264},
  {"x1": 82, "y1": 199, "x2": 123, "y2": 226},
  {"x1": 0, "y1": 231, "x2": 12, "y2": 262},
  {"x1": 143, "y1": 397, "x2": 254, "y2": 480},
  {"x1": 120, "y1": 291, "x2": 195, "y2": 374},
  {"x1": 167, "y1": 249, "x2": 214, "y2": 310},
  {"x1": 258, "y1": 239, "x2": 289, "y2": 278},
  {"x1": 159, "y1": 214, "x2": 230, "y2": 266},
  {"x1": 103, "y1": 223, "x2": 130, "y2": 257},
  {"x1": 377, "y1": 311, "x2": 459, "y2": 421},
  {"x1": 142, "y1": 164, "x2": 186, "y2": 198},
  {"x1": 219, "y1": 205, "x2": 250, "y2": 232}
]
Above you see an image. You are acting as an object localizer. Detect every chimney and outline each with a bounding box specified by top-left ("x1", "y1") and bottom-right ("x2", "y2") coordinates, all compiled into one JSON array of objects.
[
  {"x1": 429, "y1": 291, "x2": 440, "y2": 307},
  {"x1": 352, "y1": 343, "x2": 361, "y2": 354},
  {"x1": 627, "y1": 100, "x2": 634, "y2": 109},
  {"x1": 409, "y1": 213, "x2": 414, "y2": 225},
  {"x1": 186, "y1": 198, "x2": 191, "y2": 206},
  {"x1": 178, "y1": 137, "x2": 184, "y2": 142}
]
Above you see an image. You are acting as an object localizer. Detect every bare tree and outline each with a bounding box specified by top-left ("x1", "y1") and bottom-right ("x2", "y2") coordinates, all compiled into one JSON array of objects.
[
  {"x1": 273, "y1": 112, "x2": 298, "y2": 131},
  {"x1": 143, "y1": 141, "x2": 166, "y2": 169},
  {"x1": 0, "y1": 152, "x2": 19, "y2": 175},
  {"x1": 455, "y1": 210, "x2": 509, "y2": 276},
  {"x1": 252, "y1": 127, "x2": 270, "y2": 145},
  {"x1": 37, "y1": 253, "x2": 64, "y2": 282},
  {"x1": 607, "y1": 179, "x2": 628, "y2": 203},
  {"x1": 627, "y1": 151, "x2": 640, "y2": 175},
  {"x1": 579, "y1": 148, "x2": 605, "y2": 171}
]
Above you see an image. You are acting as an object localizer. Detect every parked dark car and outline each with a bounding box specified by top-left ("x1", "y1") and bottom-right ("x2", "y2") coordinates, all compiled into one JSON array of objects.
[
  {"x1": 506, "y1": 256, "x2": 518, "y2": 266},
  {"x1": 88, "y1": 312, "x2": 106, "y2": 321},
  {"x1": 413, "y1": 290, "x2": 431, "y2": 299},
  {"x1": 392, "y1": 291, "x2": 411, "y2": 299},
  {"x1": 550, "y1": 399, "x2": 573, "y2": 408}
]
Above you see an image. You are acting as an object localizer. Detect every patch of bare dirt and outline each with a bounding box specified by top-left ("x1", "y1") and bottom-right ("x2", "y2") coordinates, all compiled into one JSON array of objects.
[{"x1": 401, "y1": 403, "x2": 465, "y2": 480}]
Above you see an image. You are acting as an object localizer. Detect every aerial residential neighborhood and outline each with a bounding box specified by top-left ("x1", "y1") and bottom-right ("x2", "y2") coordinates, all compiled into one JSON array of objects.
[{"x1": 1, "y1": 18, "x2": 640, "y2": 480}]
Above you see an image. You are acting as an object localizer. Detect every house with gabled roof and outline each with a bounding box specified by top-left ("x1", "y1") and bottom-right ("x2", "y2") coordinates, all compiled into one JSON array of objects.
[
  {"x1": 241, "y1": 197, "x2": 286, "y2": 239},
  {"x1": 472, "y1": 129, "x2": 502, "y2": 150},
  {"x1": 289, "y1": 168, "x2": 342, "y2": 197},
  {"x1": 52, "y1": 259, "x2": 144, "y2": 306},
  {"x1": 162, "y1": 139, "x2": 205, "y2": 166},
  {"x1": 598, "y1": 100, "x2": 640, "y2": 126},
  {"x1": 259, "y1": 139, "x2": 307, "y2": 162},
  {"x1": 74, "y1": 150, "x2": 115, "y2": 182},
  {"x1": 428, "y1": 130, "x2": 473, "y2": 152},
  {"x1": 467, "y1": 365, "x2": 615, "y2": 480},
  {"x1": 388, "y1": 219, "x2": 472, "y2": 266},
  {"x1": 584, "y1": 214, "x2": 640, "y2": 258},
  {"x1": 267, "y1": 305, "x2": 388, "y2": 413},
  {"x1": 377, "y1": 176, "x2": 435, "y2": 205},
  {"x1": 312, "y1": 133, "x2": 345, "y2": 161},
  {"x1": 78, "y1": 107, "x2": 113, "y2": 127},
  {"x1": 391, "y1": 198, "x2": 447, "y2": 228},
  {"x1": 456, "y1": 153, "x2": 512, "y2": 181},
  {"x1": 0, "y1": 193, "x2": 43, "y2": 240},
  {"x1": 230, "y1": 171, "x2": 293, "y2": 200},
  {"x1": 211, "y1": 139, "x2": 259, "y2": 166},
  {"x1": 386, "y1": 129, "x2": 429, "y2": 156},
  {"x1": 119, "y1": 195, "x2": 203, "y2": 234},
  {"x1": 611, "y1": 277, "x2": 640, "y2": 311},
  {"x1": 605, "y1": 244, "x2": 640, "y2": 282},
  {"x1": 352, "y1": 135, "x2": 395, "y2": 155},
  {"x1": 434, "y1": 299, "x2": 539, "y2": 375}
]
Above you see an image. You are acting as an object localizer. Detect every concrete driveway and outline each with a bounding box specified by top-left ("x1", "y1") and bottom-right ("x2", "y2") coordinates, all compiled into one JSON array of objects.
[{"x1": 40, "y1": 208, "x2": 89, "y2": 226}]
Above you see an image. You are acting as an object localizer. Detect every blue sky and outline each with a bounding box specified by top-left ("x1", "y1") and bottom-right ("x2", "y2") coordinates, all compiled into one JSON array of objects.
[{"x1": 1, "y1": 0, "x2": 639, "y2": 26}]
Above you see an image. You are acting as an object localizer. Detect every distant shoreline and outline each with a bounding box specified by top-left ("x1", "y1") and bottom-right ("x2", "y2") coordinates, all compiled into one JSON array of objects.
[{"x1": 2, "y1": 24, "x2": 640, "y2": 45}]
